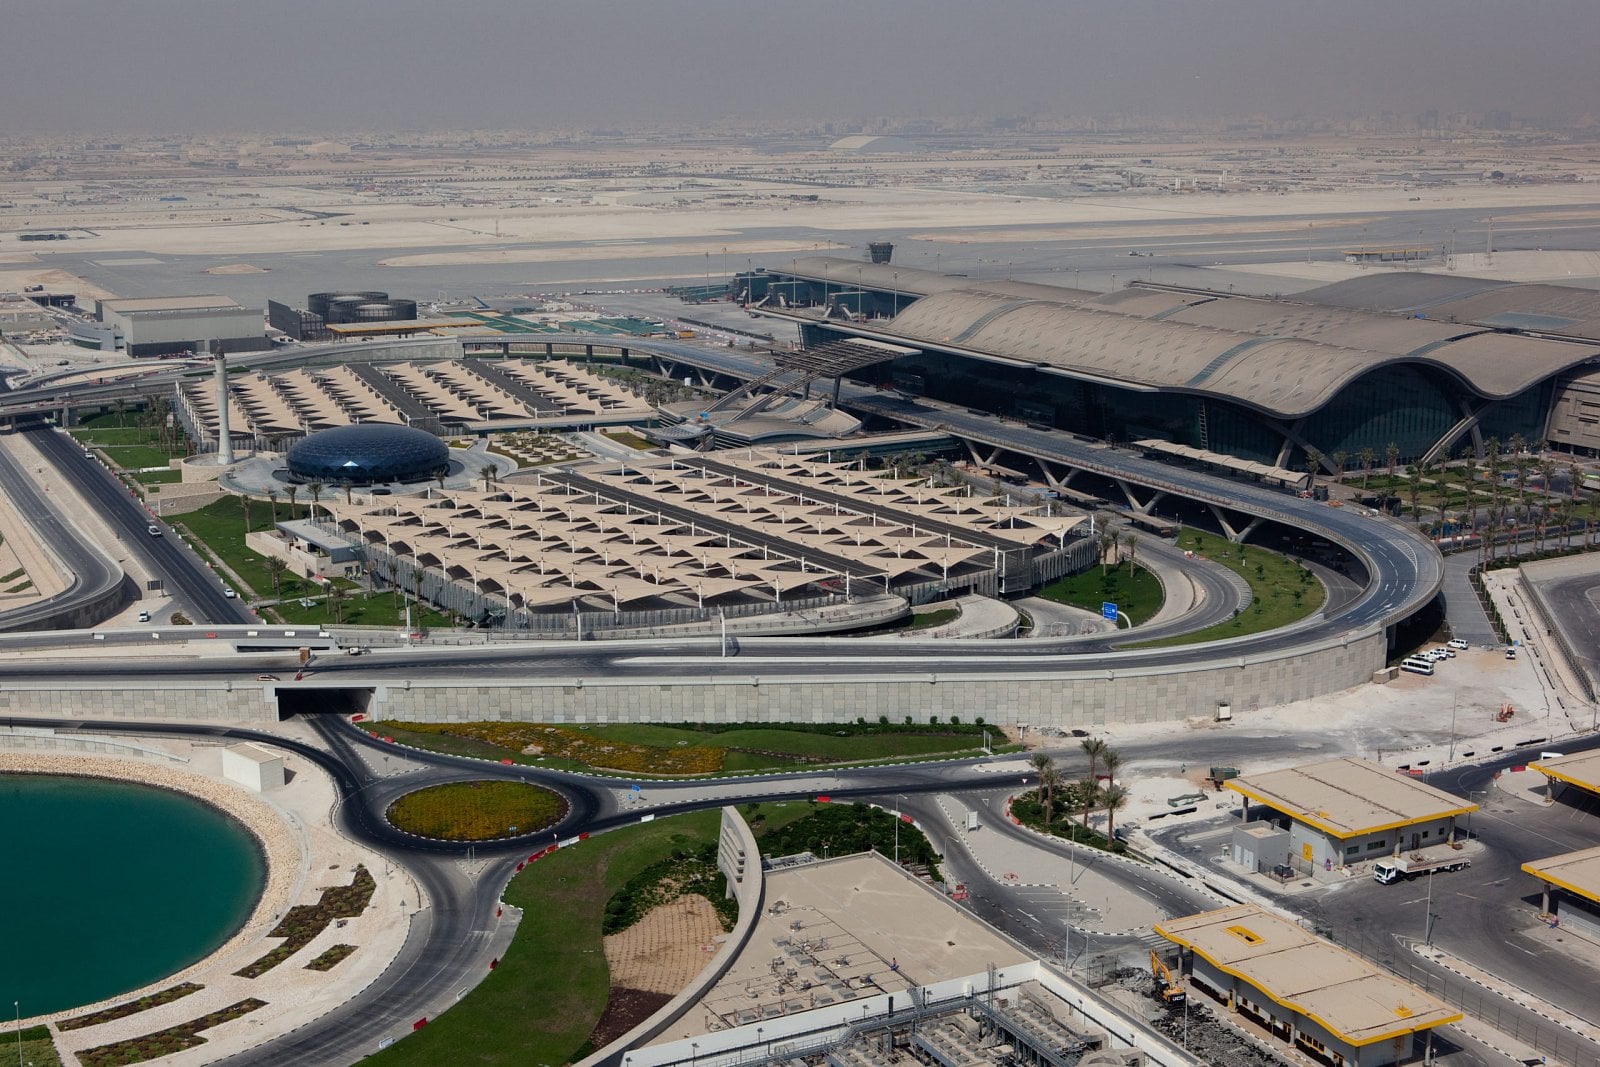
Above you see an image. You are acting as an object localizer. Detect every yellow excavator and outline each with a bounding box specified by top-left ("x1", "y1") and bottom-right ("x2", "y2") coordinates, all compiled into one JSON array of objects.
[{"x1": 1150, "y1": 950, "x2": 1187, "y2": 1006}]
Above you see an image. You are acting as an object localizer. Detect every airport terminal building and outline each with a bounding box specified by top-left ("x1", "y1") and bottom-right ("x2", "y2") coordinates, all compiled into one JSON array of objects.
[{"x1": 750, "y1": 258, "x2": 1600, "y2": 470}]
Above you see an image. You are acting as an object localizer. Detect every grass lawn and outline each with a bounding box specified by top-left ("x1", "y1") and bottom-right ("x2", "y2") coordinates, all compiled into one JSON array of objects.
[
  {"x1": 270, "y1": 590, "x2": 452, "y2": 630},
  {"x1": 101, "y1": 444, "x2": 180, "y2": 469},
  {"x1": 1037, "y1": 563, "x2": 1163, "y2": 625},
  {"x1": 0, "y1": 1027, "x2": 61, "y2": 1067},
  {"x1": 906, "y1": 607, "x2": 959, "y2": 630},
  {"x1": 1136, "y1": 527, "x2": 1325, "y2": 647},
  {"x1": 363, "y1": 809, "x2": 723, "y2": 1067},
  {"x1": 169, "y1": 495, "x2": 309, "y2": 600},
  {"x1": 386, "y1": 781, "x2": 566, "y2": 841},
  {"x1": 374, "y1": 721, "x2": 1004, "y2": 776},
  {"x1": 363, "y1": 802, "x2": 869, "y2": 1067},
  {"x1": 70, "y1": 423, "x2": 168, "y2": 446},
  {"x1": 131, "y1": 469, "x2": 184, "y2": 485},
  {"x1": 601, "y1": 430, "x2": 655, "y2": 450}
]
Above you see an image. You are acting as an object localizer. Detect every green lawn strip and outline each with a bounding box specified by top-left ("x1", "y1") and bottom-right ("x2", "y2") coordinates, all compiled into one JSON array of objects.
[
  {"x1": 0, "y1": 567, "x2": 24, "y2": 583},
  {"x1": 130, "y1": 469, "x2": 183, "y2": 485},
  {"x1": 601, "y1": 430, "x2": 655, "y2": 450},
  {"x1": 1036, "y1": 564, "x2": 1163, "y2": 625},
  {"x1": 362, "y1": 810, "x2": 724, "y2": 1067},
  {"x1": 0, "y1": 1025, "x2": 62, "y2": 1067},
  {"x1": 100, "y1": 444, "x2": 181, "y2": 469},
  {"x1": 907, "y1": 607, "x2": 959, "y2": 629},
  {"x1": 304, "y1": 944, "x2": 358, "y2": 972},
  {"x1": 371, "y1": 722, "x2": 1005, "y2": 776},
  {"x1": 77, "y1": 999, "x2": 266, "y2": 1067},
  {"x1": 387, "y1": 781, "x2": 567, "y2": 841},
  {"x1": 58, "y1": 983, "x2": 204, "y2": 1031},
  {"x1": 1133, "y1": 527, "x2": 1325, "y2": 648},
  {"x1": 69, "y1": 424, "x2": 166, "y2": 446},
  {"x1": 268, "y1": 591, "x2": 451, "y2": 629},
  {"x1": 5, "y1": 580, "x2": 33, "y2": 593},
  {"x1": 235, "y1": 866, "x2": 374, "y2": 978}
]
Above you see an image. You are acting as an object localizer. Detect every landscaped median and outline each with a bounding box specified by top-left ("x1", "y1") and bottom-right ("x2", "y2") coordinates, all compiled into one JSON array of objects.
[
  {"x1": 370, "y1": 719, "x2": 1010, "y2": 777},
  {"x1": 1133, "y1": 527, "x2": 1326, "y2": 647},
  {"x1": 385, "y1": 780, "x2": 567, "y2": 841}
]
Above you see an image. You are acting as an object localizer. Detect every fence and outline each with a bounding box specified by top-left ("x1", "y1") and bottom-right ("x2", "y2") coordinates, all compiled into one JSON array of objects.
[{"x1": 1321, "y1": 925, "x2": 1600, "y2": 1066}]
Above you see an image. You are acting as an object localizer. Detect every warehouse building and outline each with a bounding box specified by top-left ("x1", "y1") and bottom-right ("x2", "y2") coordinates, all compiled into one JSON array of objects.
[
  {"x1": 1522, "y1": 845, "x2": 1600, "y2": 942},
  {"x1": 1155, "y1": 904, "x2": 1459, "y2": 1067},
  {"x1": 1224, "y1": 757, "x2": 1476, "y2": 873},
  {"x1": 93, "y1": 295, "x2": 267, "y2": 357}
]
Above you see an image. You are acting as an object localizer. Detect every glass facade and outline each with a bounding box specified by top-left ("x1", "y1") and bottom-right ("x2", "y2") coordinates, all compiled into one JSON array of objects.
[
  {"x1": 877, "y1": 350, "x2": 1555, "y2": 467},
  {"x1": 285, "y1": 424, "x2": 451, "y2": 485}
]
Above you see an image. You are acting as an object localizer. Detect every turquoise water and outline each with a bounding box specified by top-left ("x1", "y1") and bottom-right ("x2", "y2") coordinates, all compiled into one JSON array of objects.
[{"x1": 0, "y1": 774, "x2": 265, "y2": 1017}]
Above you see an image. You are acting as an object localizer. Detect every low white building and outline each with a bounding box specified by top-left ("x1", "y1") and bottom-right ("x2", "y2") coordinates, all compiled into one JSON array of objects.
[{"x1": 222, "y1": 741, "x2": 284, "y2": 792}]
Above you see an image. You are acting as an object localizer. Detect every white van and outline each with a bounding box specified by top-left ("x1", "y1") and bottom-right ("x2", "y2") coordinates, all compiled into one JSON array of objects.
[{"x1": 1401, "y1": 657, "x2": 1435, "y2": 676}]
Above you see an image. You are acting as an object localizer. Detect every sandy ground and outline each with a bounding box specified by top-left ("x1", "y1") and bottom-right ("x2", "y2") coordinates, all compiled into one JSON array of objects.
[{"x1": 602, "y1": 896, "x2": 725, "y2": 996}]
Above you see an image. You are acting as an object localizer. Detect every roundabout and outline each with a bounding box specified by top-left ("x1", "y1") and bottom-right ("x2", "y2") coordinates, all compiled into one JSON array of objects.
[{"x1": 385, "y1": 779, "x2": 567, "y2": 842}]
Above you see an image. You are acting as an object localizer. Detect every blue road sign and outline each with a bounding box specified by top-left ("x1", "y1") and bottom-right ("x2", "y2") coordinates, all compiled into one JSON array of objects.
[{"x1": 1102, "y1": 601, "x2": 1118, "y2": 621}]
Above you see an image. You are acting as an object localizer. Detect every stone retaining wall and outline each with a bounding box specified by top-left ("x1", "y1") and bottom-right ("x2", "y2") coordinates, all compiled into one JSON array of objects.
[{"x1": 369, "y1": 630, "x2": 1386, "y2": 728}]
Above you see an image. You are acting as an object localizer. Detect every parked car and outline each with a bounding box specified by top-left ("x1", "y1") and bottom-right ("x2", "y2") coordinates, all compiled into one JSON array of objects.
[
  {"x1": 137, "y1": 610, "x2": 151, "y2": 623},
  {"x1": 1447, "y1": 638, "x2": 1469, "y2": 650}
]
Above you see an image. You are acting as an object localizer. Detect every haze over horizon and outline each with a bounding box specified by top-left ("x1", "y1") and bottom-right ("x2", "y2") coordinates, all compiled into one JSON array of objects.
[{"x1": 3, "y1": 0, "x2": 1597, "y2": 136}]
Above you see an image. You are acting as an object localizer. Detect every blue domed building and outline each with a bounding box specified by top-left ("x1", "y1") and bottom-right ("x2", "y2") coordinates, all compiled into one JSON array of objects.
[{"x1": 285, "y1": 424, "x2": 450, "y2": 486}]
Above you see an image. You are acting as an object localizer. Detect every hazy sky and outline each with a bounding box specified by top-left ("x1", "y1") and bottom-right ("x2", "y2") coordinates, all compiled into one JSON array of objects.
[{"x1": 4, "y1": 0, "x2": 1596, "y2": 133}]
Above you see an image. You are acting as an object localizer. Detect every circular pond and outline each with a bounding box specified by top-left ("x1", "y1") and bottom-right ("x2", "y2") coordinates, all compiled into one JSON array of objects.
[
  {"x1": 0, "y1": 775, "x2": 265, "y2": 1017},
  {"x1": 386, "y1": 780, "x2": 566, "y2": 841}
]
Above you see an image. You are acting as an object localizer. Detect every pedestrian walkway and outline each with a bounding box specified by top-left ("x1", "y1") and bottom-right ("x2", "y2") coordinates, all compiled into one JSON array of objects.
[{"x1": 1441, "y1": 551, "x2": 1500, "y2": 646}]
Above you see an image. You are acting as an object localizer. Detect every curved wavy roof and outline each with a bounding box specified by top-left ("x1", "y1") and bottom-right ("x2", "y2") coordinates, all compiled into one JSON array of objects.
[{"x1": 880, "y1": 287, "x2": 1600, "y2": 418}]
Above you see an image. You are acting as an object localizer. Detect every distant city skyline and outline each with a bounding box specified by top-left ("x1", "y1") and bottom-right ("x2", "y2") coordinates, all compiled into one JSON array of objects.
[{"x1": 2, "y1": 0, "x2": 1596, "y2": 135}]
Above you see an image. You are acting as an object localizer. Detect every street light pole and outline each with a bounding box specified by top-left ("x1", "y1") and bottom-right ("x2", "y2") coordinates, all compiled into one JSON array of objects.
[{"x1": 895, "y1": 794, "x2": 906, "y2": 865}]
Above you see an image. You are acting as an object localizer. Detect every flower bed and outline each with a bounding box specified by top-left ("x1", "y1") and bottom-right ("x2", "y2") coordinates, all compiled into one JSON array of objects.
[
  {"x1": 77, "y1": 999, "x2": 266, "y2": 1067},
  {"x1": 58, "y1": 983, "x2": 205, "y2": 1032},
  {"x1": 235, "y1": 865, "x2": 374, "y2": 978},
  {"x1": 304, "y1": 943, "x2": 358, "y2": 971},
  {"x1": 386, "y1": 780, "x2": 566, "y2": 841},
  {"x1": 385, "y1": 721, "x2": 723, "y2": 775}
]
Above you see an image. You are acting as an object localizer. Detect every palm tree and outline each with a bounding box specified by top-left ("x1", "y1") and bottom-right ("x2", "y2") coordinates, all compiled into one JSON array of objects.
[
  {"x1": 480, "y1": 462, "x2": 499, "y2": 492},
  {"x1": 386, "y1": 556, "x2": 402, "y2": 607},
  {"x1": 1038, "y1": 764, "x2": 1062, "y2": 829},
  {"x1": 1097, "y1": 531, "x2": 1113, "y2": 576},
  {"x1": 114, "y1": 397, "x2": 126, "y2": 428},
  {"x1": 266, "y1": 487, "x2": 279, "y2": 525},
  {"x1": 1330, "y1": 450, "x2": 1348, "y2": 483},
  {"x1": 1357, "y1": 446, "x2": 1375, "y2": 492},
  {"x1": 1108, "y1": 529, "x2": 1121, "y2": 573},
  {"x1": 327, "y1": 584, "x2": 348, "y2": 624},
  {"x1": 1304, "y1": 447, "x2": 1324, "y2": 494},
  {"x1": 285, "y1": 484, "x2": 300, "y2": 519},
  {"x1": 1385, "y1": 442, "x2": 1400, "y2": 481},
  {"x1": 1589, "y1": 494, "x2": 1600, "y2": 551},
  {"x1": 1406, "y1": 464, "x2": 1425, "y2": 522},
  {"x1": 435, "y1": 470, "x2": 448, "y2": 492},
  {"x1": 307, "y1": 481, "x2": 324, "y2": 519},
  {"x1": 1124, "y1": 533, "x2": 1139, "y2": 575},
  {"x1": 1102, "y1": 784, "x2": 1129, "y2": 842},
  {"x1": 263, "y1": 556, "x2": 288, "y2": 597},
  {"x1": 1027, "y1": 751, "x2": 1055, "y2": 824},
  {"x1": 240, "y1": 493, "x2": 252, "y2": 531},
  {"x1": 345, "y1": 483, "x2": 354, "y2": 505},
  {"x1": 1077, "y1": 777, "x2": 1099, "y2": 833},
  {"x1": 1079, "y1": 737, "x2": 1107, "y2": 827},
  {"x1": 1100, "y1": 748, "x2": 1122, "y2": 791}
]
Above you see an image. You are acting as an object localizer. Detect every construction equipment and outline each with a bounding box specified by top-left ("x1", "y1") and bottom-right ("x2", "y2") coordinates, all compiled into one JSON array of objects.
[{"x1": 1150, "y1": 950, "x2": 1187, "y2": 1006}]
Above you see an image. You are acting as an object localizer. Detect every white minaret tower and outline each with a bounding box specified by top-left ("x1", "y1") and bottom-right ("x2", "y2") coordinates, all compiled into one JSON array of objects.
[{"x1": 212, "y1": 341, "x2": 234, "y2": 465}]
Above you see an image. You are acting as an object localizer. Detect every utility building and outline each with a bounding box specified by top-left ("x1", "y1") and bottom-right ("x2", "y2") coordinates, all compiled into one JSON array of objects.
[
  {"x1": 1523, "y1": 846, "x2": 1600, "y2": 942},
  {"x1": 1156, "y1": 904, "x2": 1459, "y2": 1067},
  {"x1": 94, "y1": 295, "x2": 267, "y2": 358},
  {"x1": 1224, "y1": 757, "x2": 1476, "y2": 872}
]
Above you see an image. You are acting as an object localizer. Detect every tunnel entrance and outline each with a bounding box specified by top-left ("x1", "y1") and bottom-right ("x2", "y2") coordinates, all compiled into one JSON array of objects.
[{"x1": 274, "y1": 687, "x2": 375, "y2": 721}]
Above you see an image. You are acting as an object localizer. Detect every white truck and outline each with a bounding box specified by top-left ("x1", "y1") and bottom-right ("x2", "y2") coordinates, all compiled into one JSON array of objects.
[{"x1": 1373, "y1": 854, "x2": 1470, "y2": 884}]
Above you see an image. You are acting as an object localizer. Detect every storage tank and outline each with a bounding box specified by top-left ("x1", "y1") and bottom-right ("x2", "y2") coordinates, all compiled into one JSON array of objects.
[{"x1": 308, "y1": 291, "x2": 387, "y2": 320}]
